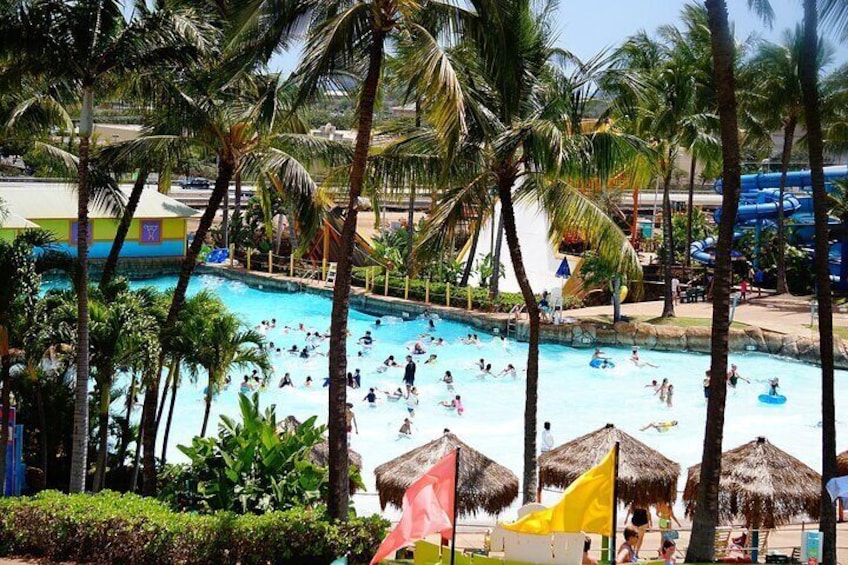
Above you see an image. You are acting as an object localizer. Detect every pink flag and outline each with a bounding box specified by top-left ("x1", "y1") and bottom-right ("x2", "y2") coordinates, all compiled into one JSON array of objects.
[{"x1": 370, "y1": 449, "x2": 457, "y2": 564}]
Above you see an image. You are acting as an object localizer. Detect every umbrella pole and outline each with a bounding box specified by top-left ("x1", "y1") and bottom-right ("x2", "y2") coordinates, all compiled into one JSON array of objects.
[
  {"x1": 451, "y1": 447, "x2": 461, "y2": 565},
  {"x1": 610, "y1": 442, "x2": 620, "y2": 565}
]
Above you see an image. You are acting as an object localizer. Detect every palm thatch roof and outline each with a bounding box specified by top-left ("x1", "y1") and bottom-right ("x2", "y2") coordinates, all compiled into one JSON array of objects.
[
  {"x1": 374, "y1": 432, "x2": 519, "y2": 517},
  {"x1": 683, "y1": 436, "x2": 821, "y2": 528},
  {"x1": 837, "y1": 449, "x2": 848, "y2": 476},
  {"x1": 279, "y1": 415, "x2": 362, "y2": 470},
  {"x1": 539, "y1": 423, "x2": 679, "y2": 507}
]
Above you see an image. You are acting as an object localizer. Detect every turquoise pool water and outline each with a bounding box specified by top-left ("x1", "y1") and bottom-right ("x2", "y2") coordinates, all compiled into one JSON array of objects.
[{"x1": 135, "y1": 274, "x2": 843, "y2": 518}]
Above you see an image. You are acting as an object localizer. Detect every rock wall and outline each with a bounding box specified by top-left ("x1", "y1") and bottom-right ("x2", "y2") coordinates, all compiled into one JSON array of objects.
[{"x1": 518, "y1": 320, "x2": 848, "y2": 369}]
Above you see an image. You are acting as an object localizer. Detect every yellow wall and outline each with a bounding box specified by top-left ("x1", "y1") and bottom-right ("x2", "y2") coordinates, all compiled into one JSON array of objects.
[{"x1": 28, "y1": 218, "x2": 186, "y2": 242}]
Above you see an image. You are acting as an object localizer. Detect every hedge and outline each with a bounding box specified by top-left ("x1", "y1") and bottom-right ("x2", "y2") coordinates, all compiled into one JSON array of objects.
[
  {"x1": 352, "y1": 268, "x2": 583, "y2": 312},
  {"x1": 0, "y1": 490, "x2": 388, "y2": 565}
]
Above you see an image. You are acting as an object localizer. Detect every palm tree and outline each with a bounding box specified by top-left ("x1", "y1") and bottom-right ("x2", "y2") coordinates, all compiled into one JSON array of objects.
[
  {"x1": 403, "y1": 13, "x2": 642, "y2": 502},
  {"x1": 285, "y1": 0, "x2": 467, "y2": 520},
  {"x1": 158, "y1": 290, "x2": 225, "y2": 463},
  {"x1": 0, "y1": 0, "x2": 209, "y2": 492},
  {"x1": 0, "y1": 229, "x2": 54, "y2": 490},
  {"x1": 105, "y1": 70, "x2": 335, "y2": 495},
  {"x1": 612, "y1": 32, "x2": 713, "y2": 317},
  {"x1": 802, "y1": 1, "x2": 839, "y2": 562},
  {"x1": 685, "y1": 0, "x2": 767, "y2": 560},
  {"x1": 745, "y1": 27, "x2": 831, "y2": 294},
  {"x1": 87, "y1": 285, "x2": 159, "y2": 491},
  {"x1": 659, "y1": 5, "x2": 722, "y2": 269},
  {"x1": 189, "y1": 313, "x2": 268, "y2": 437}
]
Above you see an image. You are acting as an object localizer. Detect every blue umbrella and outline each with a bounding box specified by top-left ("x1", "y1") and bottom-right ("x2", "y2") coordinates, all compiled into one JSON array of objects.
[{"x1": 556, "y1": 258, "x2": 571, "y2": 278}]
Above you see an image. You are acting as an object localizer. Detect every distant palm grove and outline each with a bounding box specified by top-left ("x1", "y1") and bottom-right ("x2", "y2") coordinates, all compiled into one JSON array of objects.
[{"x1": 0, "y1": 0, "x2": 845, "y2": 563}]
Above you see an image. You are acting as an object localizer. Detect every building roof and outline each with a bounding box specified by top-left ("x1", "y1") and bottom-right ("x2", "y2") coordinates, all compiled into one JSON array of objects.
[
  {"x1": 0, "y1": 182, "x2": 199, "y2": 220},
  {"x1": 0, "y1": 211, "x2": 40, "y2": 229}
]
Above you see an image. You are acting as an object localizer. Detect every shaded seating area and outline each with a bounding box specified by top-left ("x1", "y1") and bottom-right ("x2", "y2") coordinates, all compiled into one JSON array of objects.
[{"x1": 684, "y1": 436, "x2": 820, "y2": 563}]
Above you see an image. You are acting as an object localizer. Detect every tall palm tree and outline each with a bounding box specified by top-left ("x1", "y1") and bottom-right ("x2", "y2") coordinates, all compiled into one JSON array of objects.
[
  {"x1": 0, "y1": 0, "x2": 209, "y2": 492},
  {"x1": 403, "y1": 11, "x2": 642, "y2": 502},
  {"x1": 190, "y1": 313, "x2": 268, "y2": 437},
  {"x1": 802, "y1": 1, "x2": 838, "y2": 562},
  {"x1": 610, "y1": 31, "x2": 715, "y2": 317},
  {"x1": 659, "y1": 4, "x2": 722, "y2": 268},
  {"x1": 158, "y1": 290, "x2": 224, "y2": 464},
  {"x1": 745, "y1": 27, "x2": 831, "y2": 294},
  {"x1": 106, "y1": 70, "x2": 334, "y2": 494},
  {"x1": 0, "y1": 229, "x2": 54, "y2": 491},
  {"x1": 686, "y1": 0, "x2": 767, "y2": 560},
  {"x1": 87, "y1": 285, "x2": 159, "y2": 491},
  {"x1": 286, "y1": 0, "x2": 467, "y2": 520}
]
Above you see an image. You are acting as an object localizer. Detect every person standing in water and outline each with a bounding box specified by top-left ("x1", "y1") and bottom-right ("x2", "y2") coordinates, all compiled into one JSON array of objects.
[
  {"x1": 726, "y1": 364, "x2": 749, "y2": 388},
  {"x1": 541, "y1": 421, "x2": 554, "y2": 453},
  {"x1": 403, "y1": 355, "x2": 416, "y2": 397}
]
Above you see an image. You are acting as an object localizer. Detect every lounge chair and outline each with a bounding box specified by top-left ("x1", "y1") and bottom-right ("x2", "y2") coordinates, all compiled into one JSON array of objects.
[
  {"x1": 551, "y1": 532, "x2": 585, "y2": 565},
  {"x1": 714, "y1": 526, "x2": 733, "y2": 560}
]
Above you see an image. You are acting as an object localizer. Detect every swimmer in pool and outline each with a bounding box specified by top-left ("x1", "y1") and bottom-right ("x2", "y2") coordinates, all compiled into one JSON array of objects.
[
  {"x1": 655, "y1": 378, "x2": 669, "y2": 402},
  {"x1": 363, "y1": 387, "x2": 378, "y2": 407},
  {"x1": 726, "y1": 364, "x2": 749, "y2": 388},
  {"x1": 768, "y1": 377, "x2": 780, "y2": 396},
  {"x1": 630, "y1": 347, "x2": 659, "y2": 368},
  {"x1": 591, "y1": 348, "x2": 608, "y2": 361},
  {"x1": 278, "y1": 373, "x2": 293, "y2": 388},
  {"x1": 358, "y1": 331, "x2": 374, "y2": 346},
  {"x1": 478, "y1": 363, "x2": 493, "y2": 377},
  {"x1": 475, "y1": 358, "x2": 486, "y2": 370},
  {"x1": 440, "y1": 394, "x2": 464, "y2": 415},
  {"x1": 425, "y1": 354, "x2": 438, "y2": 365},
  {"x1": 666, "y1": 384, "x2": 674, "y2": 407},
  {"x1": 383, "y1": 355, "x2": 399, "y2": 367},
  {"x1": 497, "y1": 364, "x2": 517, "y2": 378},
  {"x1": 645, "y1": 379, "x2": 658, "y2": 390},
  {"x1": 640, "y1": 420, "x2": 678, "y2": 433},
  {"x1": 305, "y1": 376, "x2": 313, "y2": 387},
  {"x1": 441, "y1": 371, "x2": 455, "y2": 392},
  {"x1": 384, "y1": 387, "x2": 404, "y2": 401},
  {"x1": 411, "y1": 341, "x2": 427, "y2": 355},
  {"x1": 398, "y1": 418, "x2": 412, "y2": 438}
]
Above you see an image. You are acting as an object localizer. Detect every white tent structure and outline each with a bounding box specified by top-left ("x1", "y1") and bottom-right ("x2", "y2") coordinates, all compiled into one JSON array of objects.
[{"x1": 465, "y1": 198, "x2": 569, "y2": 296}]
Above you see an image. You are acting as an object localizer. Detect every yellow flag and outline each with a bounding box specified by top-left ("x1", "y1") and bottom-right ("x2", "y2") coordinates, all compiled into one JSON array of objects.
[{"x1": 502, "y1": 447, "x2": 616, "y2": 536}]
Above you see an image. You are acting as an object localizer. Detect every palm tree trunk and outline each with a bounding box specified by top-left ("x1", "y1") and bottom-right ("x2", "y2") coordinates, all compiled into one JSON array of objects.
[
  {"x1": 686, "y1": 2, "x2": 742, "y2": 560},
  {"x1": 233, "y1": 172, "x2": 242, "y2": 252},
  {"x1": 326, "y1": 30, "x2": 384, "y2": 522},
  {"x1": 160, "y1": 366, "x2": 179, "y2": 465},
  {"x1": 200, "y1": 387, "x2": 212, "y2": 438},
  {"x1": 800, "y1": 3, "x2": 837, "y2": 563},
  {"x1": 775, "y1": 118, "x2": 796, "y2": 295},
  {"x1": 661, "y1": 163, "x2": 675, "y2": 317},
  {"x1": 140, "y1": 157, "x2": 235, "y2": 496},
  {"x1": 685, "y1": 155, "x2": 697, "y2": 268},
  {"x1": 155, "y1": 361, "x2": 174, "y2": 431},
  {"x1": 92, "y1": 374, "x2": 111, "y2": 492},
  {"x1": 612, "y1": 276, "x2": 622, "y2": 323},
  {"x1": 69, "y1": 88, "x2": 94, "y2": 493},
  {"x1": 406, "y1": 187, "x2": 415, "y2": 271},
  {"x1": 496, "y1": 172, "x2": 540, "y2": 504},
  {"x1": 100, "y1": 167, "x2": 148, "y2": 289},
  {"x1": 490, "y1": 211, "x2": 505, "y2": 300},
  {"x1": 460, "y1": 219, "x2": 482, "y2": 287},
  {"x1": 0, "y1": 347, "x2": 11, "y2": 493},
  {"x1": 34, "y1": 372, "x2": 48, "y2": 482}
]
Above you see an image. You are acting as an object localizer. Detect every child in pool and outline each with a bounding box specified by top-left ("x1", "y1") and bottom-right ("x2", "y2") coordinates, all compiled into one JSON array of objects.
[
  {"x1": 398, "y1": 418, "x2": 412, "y2": 439},
  {"x1": 440, "y1": 394, "x2": 464, "y2": 416}
]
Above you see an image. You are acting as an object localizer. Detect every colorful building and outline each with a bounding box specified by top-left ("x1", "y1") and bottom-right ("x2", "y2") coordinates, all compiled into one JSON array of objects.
[{"x1": 0, "y1": 183, "x2": 198, "y2": 258}]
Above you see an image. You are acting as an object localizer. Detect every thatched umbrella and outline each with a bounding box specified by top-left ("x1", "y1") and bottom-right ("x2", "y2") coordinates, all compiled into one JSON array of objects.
[
  {"x1": 539, "y1": 423, "x2": 680, "y2": 507},
  {"x1": 279, "y1": 415, "x2": 363, "y2": 470},
  {"x1": 683, "y1": 436, "x2": 821, "y2": 529},
  {"x1": 374, "y1": 432, "x2": 519, "y2": 517},
  {"x1": 837, "y1": 449, "x2": 848, "y2": 476}
]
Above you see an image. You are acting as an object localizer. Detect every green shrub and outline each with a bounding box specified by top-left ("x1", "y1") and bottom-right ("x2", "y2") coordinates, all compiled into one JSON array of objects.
[
  {"x1": 0, "y1": 490, "x2": 388, "y2": 565},
  {"x1": 160, "y1": 393, "x2": 363, "y2": 515}
]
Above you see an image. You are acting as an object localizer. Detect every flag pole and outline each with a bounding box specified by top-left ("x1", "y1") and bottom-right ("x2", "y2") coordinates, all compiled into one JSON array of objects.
[
  {"x1": 451, "y1": 446, "x2": 461, "y2": 565},
  {"x1": 610, "y1": 442, "x2": 620, "y2": 565}
]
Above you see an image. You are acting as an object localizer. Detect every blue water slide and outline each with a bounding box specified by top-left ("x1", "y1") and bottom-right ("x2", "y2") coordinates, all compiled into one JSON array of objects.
[
  {"x1": 714, "y1": 165, "x2": 848, "y2": 194},
  {"x1": 689, "y1": 234, "x2": 745, "y2": 266},
  {"x1": 714, "y1": 192, "x2": 802, "y2": 224}
]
